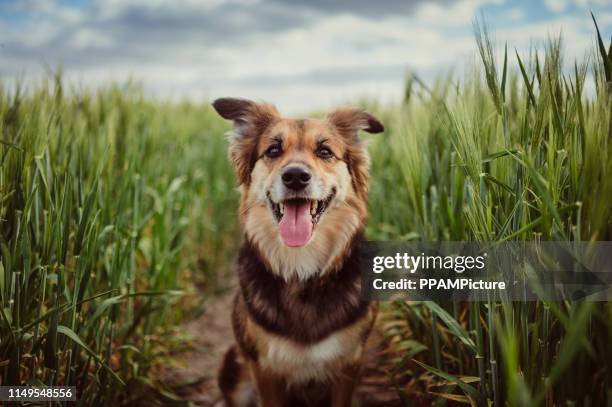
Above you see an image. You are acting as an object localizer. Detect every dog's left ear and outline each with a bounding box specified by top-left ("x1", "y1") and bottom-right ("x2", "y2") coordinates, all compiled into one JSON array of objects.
[
  {"x1": 212, "y1": 97, "x2": 280, "y2": 185},
  {"x1": 327, "y1": 108, "x2": 384, "y2": 138},
  {"x1": 326, "y1": 108, "x2": 383, "y2": 201}
]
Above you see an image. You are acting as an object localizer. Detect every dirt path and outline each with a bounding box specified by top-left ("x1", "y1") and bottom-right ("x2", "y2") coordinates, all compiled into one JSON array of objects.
[{"x1": 159, "y1": 284, "x2": 402, "y2": 406}]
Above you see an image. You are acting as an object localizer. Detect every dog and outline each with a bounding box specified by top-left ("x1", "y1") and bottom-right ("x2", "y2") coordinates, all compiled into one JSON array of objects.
[{"x1": 212, "y1": 97, "x2": 383, "y2": 407}]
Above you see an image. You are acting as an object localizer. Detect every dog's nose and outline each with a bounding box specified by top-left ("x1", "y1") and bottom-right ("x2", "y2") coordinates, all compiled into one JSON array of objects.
[{"x1": 282, "y1": 166, "x2": 311, "y2": 190}]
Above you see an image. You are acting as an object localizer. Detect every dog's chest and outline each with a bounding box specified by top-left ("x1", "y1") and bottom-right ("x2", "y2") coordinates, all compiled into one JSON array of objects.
[
  {"x1": 238, "y1": 240, "x2": 368, "y2": 344},
  {"x1": 257, "y1": 326, "x2": 363, "y2": 383}
]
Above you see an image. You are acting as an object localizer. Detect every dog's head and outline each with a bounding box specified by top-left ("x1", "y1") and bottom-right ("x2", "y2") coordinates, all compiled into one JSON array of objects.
[{"x1": 213, "y1": 97, "x2": 383, "y2": 279}]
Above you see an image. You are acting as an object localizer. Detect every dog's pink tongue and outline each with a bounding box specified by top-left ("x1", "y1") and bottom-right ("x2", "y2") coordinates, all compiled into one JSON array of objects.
[{"x1": 279, "y1": 201, "x2": 312, "y2": 247}]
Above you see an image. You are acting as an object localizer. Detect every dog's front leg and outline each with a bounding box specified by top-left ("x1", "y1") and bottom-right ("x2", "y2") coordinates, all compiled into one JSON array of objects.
[
  {"x1": 330, "y1": 362, "x2": 362, "y2": 407},
  {"x1": 248, "y1": 361, "x2": 286, "y2": 407}
]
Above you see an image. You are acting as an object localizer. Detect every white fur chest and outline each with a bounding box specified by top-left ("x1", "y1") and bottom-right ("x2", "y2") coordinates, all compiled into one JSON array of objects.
[{"x1": 257, "y1": 330, "x2": 362, "y2": 383}]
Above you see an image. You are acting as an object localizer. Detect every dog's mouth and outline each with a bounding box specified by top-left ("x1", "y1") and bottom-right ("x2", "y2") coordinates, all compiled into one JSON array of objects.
[{"x1": 267, "y1": 188, "x2": 336, "y2": 247}]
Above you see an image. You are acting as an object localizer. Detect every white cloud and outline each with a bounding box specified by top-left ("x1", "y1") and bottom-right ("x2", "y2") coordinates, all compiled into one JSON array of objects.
[
  {"x1": 543, "y1": 0, "x2": 569, "y2": 13},
  {"x1": 70, "y1": 29, "x2": 114, "y2": 50},
  {"x1": 572, "y1": 0, "x2": 611, "y2": 8},
  {"x1": 415, "y1": 0, "x2": 504, "y2": 26},
  {"x1": 506, "y1": 7, "x2": 526, "y2": 21}
]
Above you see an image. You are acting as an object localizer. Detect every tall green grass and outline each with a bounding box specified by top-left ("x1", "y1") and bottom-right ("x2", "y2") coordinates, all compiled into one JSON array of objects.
[
  {"x1": 367, "y1": 17, "x2": 612, "y2": 405},
  {"x1": 1, "y1": 16, "x2": 611, "y2": 407},
  {"x1": 0, "y1": 78, "x2": 238, "y2": 404}
]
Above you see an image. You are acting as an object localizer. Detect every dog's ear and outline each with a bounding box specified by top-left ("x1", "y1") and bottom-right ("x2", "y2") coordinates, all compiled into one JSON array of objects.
[
  {"x1": 327, "y1": 108, "x2": 383, "y2": 201},
  {"x1": 212, "y1": 97, "x2": 279, "y2": 185},
  {"x1": 213, "y1": 98, "x2": 255, "y2": 122},
  {"x1": 326, "y1": 107, "x2": 384, "y2": 138}
]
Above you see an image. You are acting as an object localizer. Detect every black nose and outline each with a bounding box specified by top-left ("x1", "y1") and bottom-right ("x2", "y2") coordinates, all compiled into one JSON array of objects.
[{"x1": 282, "y1": 166, "x2": 311, "y2": 190}]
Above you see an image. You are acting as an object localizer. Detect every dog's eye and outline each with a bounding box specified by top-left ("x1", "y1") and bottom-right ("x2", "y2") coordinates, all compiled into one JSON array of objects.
[
  {"x1": 265, "y1": 144, "x2": 282, "y2": 158},
  {"x1": 316, "y1": 146, "x2": 333, "y2": 159}
]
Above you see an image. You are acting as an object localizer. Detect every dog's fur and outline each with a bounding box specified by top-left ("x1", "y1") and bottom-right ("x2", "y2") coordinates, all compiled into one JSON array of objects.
[{"x1": 212, "y1": 98, "x2": 383, "y2": 407}]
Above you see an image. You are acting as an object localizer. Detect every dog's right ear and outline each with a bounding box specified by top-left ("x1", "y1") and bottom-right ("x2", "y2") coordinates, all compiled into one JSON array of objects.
[
  {"x1": 213, "y1": 98, "x2": 255, "y2": 122},
  {"x1": 212, "y1": 97, "x2": 279, "y2": 185}
]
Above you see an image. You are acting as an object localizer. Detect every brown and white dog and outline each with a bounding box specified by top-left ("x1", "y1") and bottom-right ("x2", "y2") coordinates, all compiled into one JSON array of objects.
[{"x1": 212, "y1": 98, "x2": 383, "y2": 407}]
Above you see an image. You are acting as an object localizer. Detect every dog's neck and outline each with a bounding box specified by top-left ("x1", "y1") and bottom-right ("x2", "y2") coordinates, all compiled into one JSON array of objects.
[{"x1": 244, "y1": 228, "x2": 364, "y2": 282}]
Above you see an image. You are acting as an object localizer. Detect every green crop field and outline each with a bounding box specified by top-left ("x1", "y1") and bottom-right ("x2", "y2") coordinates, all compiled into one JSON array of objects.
[{"x1": 1, "y1": 18, "x2": 611, "y2": 406}]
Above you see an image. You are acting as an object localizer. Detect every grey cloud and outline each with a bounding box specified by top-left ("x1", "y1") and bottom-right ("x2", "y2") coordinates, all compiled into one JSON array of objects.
[
  {"x1": 270, "y1": 0, "x2": 451, "y2": 17},
  {"x1": 101, "y1": 1, "x2": 309, "y2": 42},
  {"x1": 234, "y1": 63, "x2": 407, "y2": 87},
  {"x1": 0, "y1": 1, "x2": 312, "y2": 70},
  {"x1": 0, "y1": 0, "x2": 52, "y2": 13}
]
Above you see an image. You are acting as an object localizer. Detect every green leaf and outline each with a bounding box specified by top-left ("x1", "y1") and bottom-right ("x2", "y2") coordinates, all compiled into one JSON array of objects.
[
  {"x1": 57, "y1": 325, "x2": 125, "y2": 385},
  {"x1": 501, "y1": 43, "x2": 508, "y2": 101},
  {"x1": 0, "y1": 261, "x2": 4, "y2": 296},
  {"x1": 428, "y1": 391, "x2": 471, "y2": 404},
  {"x1": 414, "y1": 360, "x2": 487, "y2": 407},
  {"x1": 90, "y1": 295, "x2": 127, "y2": 323},
  {"x1": 44, "y1": 310, "x2": 58, "y2": 370},
  {"x1": 482, "y1": 173, "x2": 514, "y2": 195},
  {"x1": 592, "y1": 12, "x2": 611, "y2": 81},
  {"x1": 90, "y1": 290, "x2": 183, "y2": 324},
  {"x1": 74, "y1": 177, "x2": 99, "y2": 255},
  {"x1": 540, "y1": 303, "x2": 593, "y2": 397},
  {"x1": 424, "y1": 302, "x2": 477, "y2": 354},
  {"x1": 0, "y1": 139, "x2": 22, "y2": 151},
  {"x1": 515, "y1": 50, "x2": 537, "y2": 108},
  {"x1": 482, "y1": 149, "x2": 519, "y2": 163}
]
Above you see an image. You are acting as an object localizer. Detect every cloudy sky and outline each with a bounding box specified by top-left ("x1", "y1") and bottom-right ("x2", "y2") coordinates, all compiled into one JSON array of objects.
[{"x1": 1, "y1": 0, "x2": 611, "y2": 113}]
